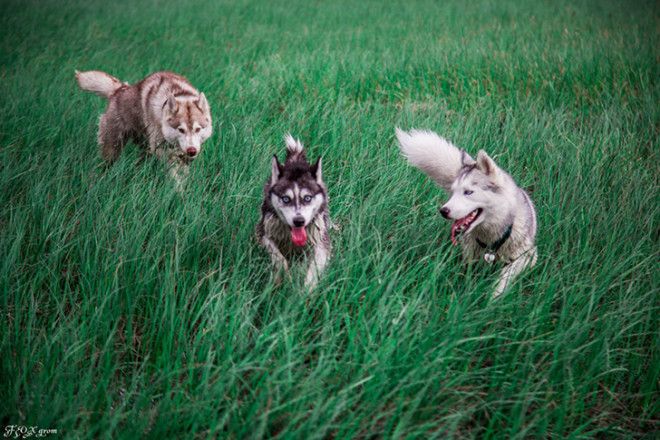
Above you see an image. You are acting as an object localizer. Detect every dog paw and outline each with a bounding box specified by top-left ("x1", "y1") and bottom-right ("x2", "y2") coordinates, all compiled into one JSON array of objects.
[{"x1": 304, "y1": 272, "x2": 319, "y2": 290}]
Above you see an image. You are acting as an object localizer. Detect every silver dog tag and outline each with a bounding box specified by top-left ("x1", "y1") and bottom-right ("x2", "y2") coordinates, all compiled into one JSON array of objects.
[{"x1": 484, "y1": 253, "x2": 496, "y2": 263}]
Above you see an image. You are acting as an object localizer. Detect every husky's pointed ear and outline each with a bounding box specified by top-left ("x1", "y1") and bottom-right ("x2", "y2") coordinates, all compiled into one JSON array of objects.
[
  {"x1": 165, "y1": 95, "x2": 178, "y2": 114},
  {"x1": 311, "y1": 157, "x2": 323, "y2": 183},
  {"x1": 461, "y1": 150, "x2": 475, "y2": 167},
  {"x1": 271, "y1": 155, "x2": 282, "y2": 185},
  {"x1": 476, "y1": 150, "x2": 499, "y2": 178},
  {"x1": 196, "y1": 93, "x2": 209, "y2": 114}
]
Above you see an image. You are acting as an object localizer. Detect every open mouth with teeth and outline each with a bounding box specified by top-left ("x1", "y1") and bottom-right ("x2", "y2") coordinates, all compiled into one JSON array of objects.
[{"x1": 450, "y1": 208, "x2": 482, "y2": 245}]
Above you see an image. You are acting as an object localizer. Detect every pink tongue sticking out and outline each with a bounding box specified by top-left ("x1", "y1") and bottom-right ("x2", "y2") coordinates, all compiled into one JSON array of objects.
[{"x1": 291, "y1": 227, "x2": 307, "y2": 247}]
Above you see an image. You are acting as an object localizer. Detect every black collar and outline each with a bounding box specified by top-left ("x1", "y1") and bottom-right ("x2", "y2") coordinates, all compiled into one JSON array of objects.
[{"x1": 476, "y1": 224, "x2": 513, "y2": 254}]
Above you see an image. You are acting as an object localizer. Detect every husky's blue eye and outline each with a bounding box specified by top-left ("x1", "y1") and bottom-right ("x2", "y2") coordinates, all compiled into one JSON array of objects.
[
  {"x1": 464, "y1": 190, "x2": 473, "y2": 196},
  {"x1": 303, "y1": 195, "x2": 312, "y2": 203},
  {"x1": 281, "y1": 196, "x2": 291, "y2": 204}
]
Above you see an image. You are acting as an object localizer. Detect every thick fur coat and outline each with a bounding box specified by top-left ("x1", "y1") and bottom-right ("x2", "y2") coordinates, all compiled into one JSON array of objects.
[{"x1": 396, "y1": 128, "x2": 537, "y2": 297}]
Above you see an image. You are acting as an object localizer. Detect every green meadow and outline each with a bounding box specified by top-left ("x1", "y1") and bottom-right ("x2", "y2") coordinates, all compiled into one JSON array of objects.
[{"x1": 1, "y1": 0, "x2": 657, "y2": 437}]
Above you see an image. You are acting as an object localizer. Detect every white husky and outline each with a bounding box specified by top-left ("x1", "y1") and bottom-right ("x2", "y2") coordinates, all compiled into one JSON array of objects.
[{"x1": 396, "y1": 128, "x2": 537, "y2": 297}]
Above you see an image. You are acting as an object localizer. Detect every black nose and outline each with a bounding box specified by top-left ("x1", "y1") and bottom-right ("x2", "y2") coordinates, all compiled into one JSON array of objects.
[
  {"x1": 439, "y1": 207, "x2": 450, "y2": 219},
  {"x1": 293, "y1": 216, "x2": 305, "y2": 227}
]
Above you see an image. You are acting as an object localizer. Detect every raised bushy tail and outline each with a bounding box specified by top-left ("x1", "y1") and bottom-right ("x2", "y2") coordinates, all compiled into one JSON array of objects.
[
  {"x1": 75, "y1": 70, "x2": 124, "y2": 98},
  {"x1": 284, "y1": 133, "x2": 306, "y2": 161},
  {"x1": 395, "y1": 128, "x2": 464, "y2": 191}
]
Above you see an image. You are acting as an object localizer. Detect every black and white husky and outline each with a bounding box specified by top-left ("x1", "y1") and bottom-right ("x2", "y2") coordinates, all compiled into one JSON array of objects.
[
  {"x1": 257, "y1": 135, "x2": 331, "y2": 289},
  {"x1": 396, "y1": 128, "x2": 537, "y2": 297}
]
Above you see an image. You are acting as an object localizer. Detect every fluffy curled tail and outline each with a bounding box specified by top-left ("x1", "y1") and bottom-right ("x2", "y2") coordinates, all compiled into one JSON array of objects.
[
  {"x1": 284, "y1": 133, "x2": 306, "y2": 161},
  {"x1": 75, "y1": 70, "x2": 124, "y2": 98},
  {"x1": 395, "y1": 128, "x2": 464, "y2": 191}
]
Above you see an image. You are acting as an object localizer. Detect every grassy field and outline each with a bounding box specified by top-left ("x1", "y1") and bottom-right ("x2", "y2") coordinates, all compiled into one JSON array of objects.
[{"x1": 1, "y1": 0, "x2": 658, "y2": 438}]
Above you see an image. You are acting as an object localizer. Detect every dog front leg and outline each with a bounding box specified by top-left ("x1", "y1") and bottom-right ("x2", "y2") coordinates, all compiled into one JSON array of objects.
[
  {"x1": 261, "y1": 237, "x2": 289, "y2": 283},
  {"x1": 304, "y1": 242, "x2": 330, "y2": 290},
  {"x1": 493, "y1": 247, "x2": 537, "y2": 298},
  {"x1": 147, "y1": 128, "x2": 163, "y2": 156},
  {"x1": 168, "y1": 161, "x2": 189, "y2": 192}
]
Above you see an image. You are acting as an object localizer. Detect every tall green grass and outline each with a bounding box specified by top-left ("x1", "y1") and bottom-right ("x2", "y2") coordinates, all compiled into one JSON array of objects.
[{"x1": 1, "y1": 0, "x2": 657, "y2": 437}]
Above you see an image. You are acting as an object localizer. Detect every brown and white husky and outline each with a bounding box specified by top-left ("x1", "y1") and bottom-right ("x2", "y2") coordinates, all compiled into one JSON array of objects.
[{"x1": 76, "y1": 70, "x2": 212, "y2": 182}]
